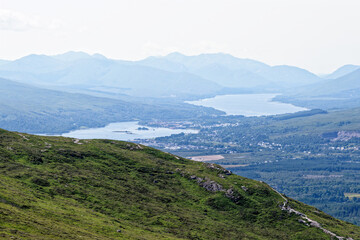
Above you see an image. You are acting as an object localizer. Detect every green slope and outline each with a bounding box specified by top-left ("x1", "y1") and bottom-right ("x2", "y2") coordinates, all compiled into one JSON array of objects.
[
  {"x1": 0, "y1": 77, "x2": 222, "y2": 134},
  {"x1": 0, "y1": 129, "x2": 359, "y2": 239}
]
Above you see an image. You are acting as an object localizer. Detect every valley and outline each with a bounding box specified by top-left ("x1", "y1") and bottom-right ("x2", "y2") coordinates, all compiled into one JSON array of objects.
[
  {"x1": 137, "y1": 108, "x2": 360, "y2": 225},
  {"x1": 2, "y1": 1, "x2": 360, "y2": 239},
  {"x1": 1, "y1": 51, "x2": 360, "y2": 237}
]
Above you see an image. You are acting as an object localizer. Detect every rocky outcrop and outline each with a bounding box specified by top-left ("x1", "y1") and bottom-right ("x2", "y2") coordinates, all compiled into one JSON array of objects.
[
  {"x1": 276, "y1": 189, "x2": 353, "y2": 240},
  {"x1": 225, "y1": 188, "x2": 244, "y2": 204},
  {"x1": 125, "y1": 143, "x2": 143, "y2": 150},
  {"x1": 187, "y1": 172, "x2": 246, "y2": 205},
  {"x1": 204, "y1": 163, "x2": 232, "y2": 175},
  {"x1": 200, "y1": 178, "x2": 224, "y2": 192}
]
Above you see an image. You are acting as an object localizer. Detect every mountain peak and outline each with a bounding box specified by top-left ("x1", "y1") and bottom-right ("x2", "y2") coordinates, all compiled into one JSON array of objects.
[
  {"x1": 51, "y1": 51, "x2": 108, "y2": 62},
  {"x1": 325, "y1": 64, "x2": 360, "y2": 79},
  {"x1": 166, "y1": 52, "x2": 186, "y2": 57},
  {"x1": 52, "y1": 51, "x2": 92, "y2": 61}
]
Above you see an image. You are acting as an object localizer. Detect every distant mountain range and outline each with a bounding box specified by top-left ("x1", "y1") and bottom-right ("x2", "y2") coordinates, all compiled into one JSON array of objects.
[
  {"x1": 306, "y1": 68, "x2": 360, "y2": 97},
  {"x1": 0, "y1": 51, "x2": 344, "y2": 99},
  {"x1": 1, "y1": 51, "x2": 360, "y2": 126},
  {"x1": 324, "y1": 64, "x2": 360, "y2": 79},
  {"x1": 275, "y1": 65, "x2": 360, "y2": 110},
  {"x1": 0, "y1": 53, "x2": 221, "y2": 98},
  {"x1": 140, "y1": 52, "x2": 323, "y2": 89}
]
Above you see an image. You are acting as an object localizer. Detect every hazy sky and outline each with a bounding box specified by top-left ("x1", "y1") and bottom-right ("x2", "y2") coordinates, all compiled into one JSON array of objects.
[{"x1": 1, "y1": 0, "x2": 359, "y2": 73}]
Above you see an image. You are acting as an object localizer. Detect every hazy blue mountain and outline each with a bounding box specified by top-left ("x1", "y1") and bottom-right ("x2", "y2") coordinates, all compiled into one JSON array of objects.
[
  {"x1": 291, "y1": 68, "x2": 360, "y2": 97},
  {"x1": 257, "y1": 65, "x2": 323, "y2": 88},
  {"x1": 0, "y1": 55, "x2": 222, "y2": 98},
  {"x1": 46, "y1": 58, "x2": 222, "y2": 97},
  {"x1": 189, "y1": 63, "x2": 274, "y2": 89},
  {"x1": 138, "y1": 56, "x2": 188, "y2": 72},
  {"x1": 99, "y1": 63, "x2": 221, "y2": 97},
  {"x1": 149, "y1": 53, "x2": 323, "y2": 89},
  {"x1": 312, "y1": 68, "x2": 360, "y2": 95},
  {"x1": 0, "y1": 51, "x2": 339, "y2": 98},
  {"x1": 41, "y1": 58, "x2": 115, "y2": 86},
  {"x1": 0, "y1": 59, "x2": 10, "y2": 65},
  {"x1": 54, "y1": 59, "x2": 222, "y2": 97},
  {"x1": 164, "y1": 52, "x2": 270, "y2": 72},
  {"x1": 0, "y1": 54, "x2": 66, "y2": 74},
  {"x1": 324, "y1": 64, "x2": 360, "y2": 79},
  {"x1": 276, "y1": 68, "x2": 360, "y2": 109},
  {"x1": 52, "y1": 51, "x2": 107, "y2": 62},
  {"x1": 138, "y1": 53, "x2": 275, "y2": 89}
]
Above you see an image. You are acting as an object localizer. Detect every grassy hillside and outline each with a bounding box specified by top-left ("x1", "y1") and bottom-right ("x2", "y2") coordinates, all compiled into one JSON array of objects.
[
  {"x1": 0, "y1": 129, "x2": 359, "y2": 239},
  {"x1": 152, "y1": 107, "x2": 360, "y2": 225}
]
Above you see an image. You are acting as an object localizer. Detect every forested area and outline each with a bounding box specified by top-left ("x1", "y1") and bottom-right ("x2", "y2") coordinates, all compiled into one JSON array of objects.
[{"x1": 149, "y1": 108, "x2": 360, "y2": 225}]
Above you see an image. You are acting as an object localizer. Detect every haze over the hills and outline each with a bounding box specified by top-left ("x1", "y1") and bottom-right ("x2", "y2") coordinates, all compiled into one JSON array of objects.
[
  {"x1": 0, "y1": 51, "x2": 335, "y2": 98},
  {"x1": 325, "y1": 65, "x2": 360, "y2": 79},
  {"x1": 2, "y1": 0, "x2": 360, "y2": 73},
  {"x1": 2, "y1": 1, "x2": 360, "y2": 239},
  {"x1": 2, "y1": 50, "x2": 360, "y2": 117}
]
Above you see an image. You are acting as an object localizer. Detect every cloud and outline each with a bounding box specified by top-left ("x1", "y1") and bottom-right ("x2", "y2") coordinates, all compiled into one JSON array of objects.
[
  {"x1": 0, "y1": 9, "x2": 41, "y2": 31},
  {"x1": 0, "y1": 9, "x2": 64, "y2": 32}
]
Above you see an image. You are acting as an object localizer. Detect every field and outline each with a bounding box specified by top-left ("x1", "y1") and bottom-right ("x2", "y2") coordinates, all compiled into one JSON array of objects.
[
  {"x1": 345, "y1": 193, "x2": 360, "y2": 199},
  {"x1": 189, "y1": 155, "x2": 224, "y2": 161}
]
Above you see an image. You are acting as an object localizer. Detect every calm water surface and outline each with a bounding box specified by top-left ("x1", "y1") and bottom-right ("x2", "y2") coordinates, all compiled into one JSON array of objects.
[
  {"x1": 62, "y1": 121, "x2": 198, "y2": 140},
  {"x1": 186, "y1": 94, "x2": 307, "y2": 116}
]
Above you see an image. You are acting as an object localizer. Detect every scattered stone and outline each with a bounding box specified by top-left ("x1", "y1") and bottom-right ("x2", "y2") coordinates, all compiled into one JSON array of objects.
[
  {"x1": 298, "y1": 219, "x2": 309, "y2": 226},
  {"x1": 196, "y1": 177, "x2": 204, "y2": 184},
  {"x1": 73, "y1": 139, "x2": 82, "y2": 145},
  {"x1": 225, "y1": 188, "x2": 243, "y2": 203},
  {"x1": 241, "y1": 186, "x2": 248, "y2": 192},
  {"x1": 204, "y1": 163, "x2": 232, "y2": 175},
  {"x1": 199, "y1": 178, "x2": 224, "y2": 192},
  {"x1": 117, "y1": 229, "x2": 122, "y2": 233},
  {"x1": 17, "y1": 133, "x2": 29, "y2": 141},
  {"x1": 125, "y1": 143, "x2": 143, "y2": 150},
  {"x1": 277, "y1": 189, "x2": 351, "y2": 240},
  {"x1": 187, "y1": 173, "x2": 246, "y2": 204}
]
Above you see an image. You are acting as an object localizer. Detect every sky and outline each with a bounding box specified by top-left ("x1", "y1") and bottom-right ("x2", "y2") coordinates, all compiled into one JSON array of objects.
[{"x1": 0, "y1": 0, "x2": 359, "y2": 74}]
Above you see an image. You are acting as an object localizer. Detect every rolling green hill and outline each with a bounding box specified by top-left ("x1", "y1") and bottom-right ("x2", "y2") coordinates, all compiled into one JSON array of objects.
[
  {"x1": 0, "y1": 77, "x2": 222, "y2": 134},
  {"x1": 0, "y1": 129, "x2": 359, "y2": 239}
]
